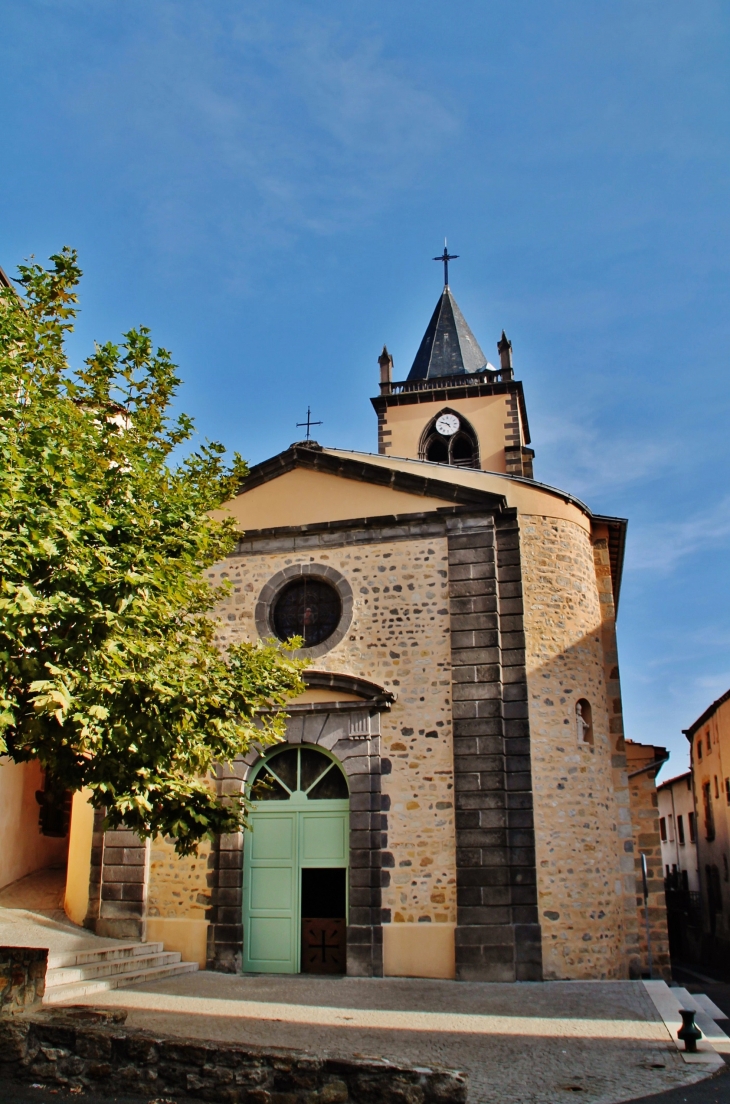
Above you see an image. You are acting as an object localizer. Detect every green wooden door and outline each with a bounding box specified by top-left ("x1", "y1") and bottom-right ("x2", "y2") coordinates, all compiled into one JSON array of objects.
[
  {"x1": 243, "y1": 811, "x2": 298, "y2": 972},
  {"x1": 243, "y1": 746, "x2": 349, "y2": 974}
]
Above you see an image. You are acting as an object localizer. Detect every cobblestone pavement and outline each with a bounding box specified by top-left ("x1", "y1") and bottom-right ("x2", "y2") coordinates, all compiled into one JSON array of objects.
[{"x1": 65, "y1": 973, "x2": 716, "y2": 1104}]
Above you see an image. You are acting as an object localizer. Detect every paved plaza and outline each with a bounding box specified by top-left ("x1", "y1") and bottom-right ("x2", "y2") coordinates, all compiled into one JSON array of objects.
[
  {"x1": 68, "y1": 971, "x2": 718, "y2": 1104},
  {"x1": 1, "y1": 902, "x2": 726, "y2": 1104}
]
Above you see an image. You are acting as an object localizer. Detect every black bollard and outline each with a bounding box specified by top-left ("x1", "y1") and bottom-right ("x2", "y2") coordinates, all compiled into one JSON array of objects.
[{"x1": 677, "y1": 1009, "x2": 702, "y2": 1053}]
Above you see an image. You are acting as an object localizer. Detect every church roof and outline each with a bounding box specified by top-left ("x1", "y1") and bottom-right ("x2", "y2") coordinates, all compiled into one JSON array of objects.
[
  {"x1": 407, "y1": 287, "x2": 491, "y2": 380},
  {"x1": 231, "y1": 443, "x2": 627, "y2": 612}
]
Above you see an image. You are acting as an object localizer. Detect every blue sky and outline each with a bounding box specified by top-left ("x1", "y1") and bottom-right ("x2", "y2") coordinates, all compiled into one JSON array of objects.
[{"x1": 2, "y1": 1, "x2": 729, "y2": 775}]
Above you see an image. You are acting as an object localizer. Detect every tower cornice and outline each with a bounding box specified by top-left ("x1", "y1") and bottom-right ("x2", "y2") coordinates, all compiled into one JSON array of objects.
[{"x1": 371, "y1": 373, "x2": 531, "y2": 446}]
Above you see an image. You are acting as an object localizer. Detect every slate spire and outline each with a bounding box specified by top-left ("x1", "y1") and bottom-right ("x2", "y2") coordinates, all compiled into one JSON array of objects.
[{"x1": 407, "y1": 286, "x2": 489, "y2": 381}]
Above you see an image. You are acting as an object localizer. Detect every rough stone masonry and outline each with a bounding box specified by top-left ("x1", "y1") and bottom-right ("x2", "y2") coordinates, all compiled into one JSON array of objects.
[{"x1": 0, "y1": 1007, "x2": 467, "y2": 1104}]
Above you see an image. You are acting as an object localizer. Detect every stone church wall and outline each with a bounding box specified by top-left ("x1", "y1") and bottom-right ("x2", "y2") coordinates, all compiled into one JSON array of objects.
[
  {"x1": 145, "y1": 835, "x2": 213, "y2": 965},
  {"x1": 520, "y1": 514, "x2": 628, "y2": 979},
  {"x1": 210, "y1": 536, "x2": 458, "y2": 928},
  {"x1": 147, "y1": 835, "x2": 212, "y2": 919}
]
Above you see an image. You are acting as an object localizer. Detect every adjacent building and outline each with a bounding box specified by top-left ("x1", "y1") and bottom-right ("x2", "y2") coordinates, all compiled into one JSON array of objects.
[
  {"x1": 684, "y1": 689, "x2": 730, "y2": 967},
  {"x1": 657, "y1": 772, "x2": 700, "y2": 892},
  {"x1": 625, "y1": 741, "x2": 670, "y2": 978}
]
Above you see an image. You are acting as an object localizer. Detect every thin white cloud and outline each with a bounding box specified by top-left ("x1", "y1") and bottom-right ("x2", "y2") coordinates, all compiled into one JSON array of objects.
[
  {"x1": 67, "y1": 7, "x2": 458, "y2": 259},
  {"x1": 627, "y1": 495, "x2": 730, "y2": 573},
  {"x1": 694, "y1": 671, "x2": 730, "y2": 694},
  {"x1": 535, "y1": 411, "x2": 672, "y2": 498}
]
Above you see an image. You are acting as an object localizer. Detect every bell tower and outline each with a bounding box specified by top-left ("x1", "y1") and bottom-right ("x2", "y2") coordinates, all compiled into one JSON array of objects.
[{"x1": 371, "y1": 256, "x2": 534, "y2": 478}]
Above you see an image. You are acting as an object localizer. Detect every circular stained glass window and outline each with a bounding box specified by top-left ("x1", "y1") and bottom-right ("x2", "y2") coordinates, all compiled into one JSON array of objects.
[{"x1": 272, "y1": 578, "x2": 342, "y2": 648}]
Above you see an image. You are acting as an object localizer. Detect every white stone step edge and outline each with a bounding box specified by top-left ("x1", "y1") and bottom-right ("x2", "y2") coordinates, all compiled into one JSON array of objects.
[
  {"x1": 47, "y1": 942, "x2": 166, "y2": 969},
  {"x1": 643, "y1": 981, "x2": 726, "y2": 1065},
  {"x1": 46, "y1": 951, "x2": 183, "y2": 987},
  {"x1": 43, "y1": 961, "x2": 198, "y2": 1005},
  {"x1": 694, "y1": 993, "x2": 729, "y2": 1022}
]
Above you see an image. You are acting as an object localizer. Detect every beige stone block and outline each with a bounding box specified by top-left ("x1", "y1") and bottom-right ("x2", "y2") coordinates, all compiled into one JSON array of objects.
[
  {"x1": 383, "y1": 922, "x2": 455, "y2": 979},
  {"x1": 146, "y1": 917, "x2": 209, "y2": 968}
]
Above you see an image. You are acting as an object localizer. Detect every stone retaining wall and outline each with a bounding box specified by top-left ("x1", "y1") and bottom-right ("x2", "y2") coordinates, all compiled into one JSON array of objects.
[
  {"x1": 0, "y1": 948, "x2": 46, "y2": 1014},
  {"x1": 0, "y1": 1008, "x2": 467, "y2": 1103}
]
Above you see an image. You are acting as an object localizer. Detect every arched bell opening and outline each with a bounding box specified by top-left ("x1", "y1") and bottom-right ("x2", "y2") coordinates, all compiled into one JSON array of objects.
[
  {"x1": 425, "y1": 436, "x2": 449, "y2": 463},
  {"x1": 419, "y1": 408, "x2": 480, "y2": 469}
]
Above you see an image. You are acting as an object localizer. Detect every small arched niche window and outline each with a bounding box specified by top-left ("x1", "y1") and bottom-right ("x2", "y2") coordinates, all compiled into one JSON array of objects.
[
  {"x1": 576, "y1": 699, "x2": 593, "y2": 745},
  {"x1": 420, "y1": 409, "x2": 479, "y2": 469},
  {"x1": 250, "y1": 745, "x2": 349, "y2": 802}
]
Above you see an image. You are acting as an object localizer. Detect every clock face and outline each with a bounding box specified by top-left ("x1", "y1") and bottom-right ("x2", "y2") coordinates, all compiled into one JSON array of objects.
[{"x1": 435, "y1": 413, "x2": 460, "y2": 437}]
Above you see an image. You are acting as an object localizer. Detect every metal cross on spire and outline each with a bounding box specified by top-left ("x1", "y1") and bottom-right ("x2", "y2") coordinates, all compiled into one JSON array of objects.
[
  {"x1": 433, "y1": 240, "x2": 459, "y2": 287},
  {"x1": 296, "y1": 406, "x2": 323, "y2": 441}
]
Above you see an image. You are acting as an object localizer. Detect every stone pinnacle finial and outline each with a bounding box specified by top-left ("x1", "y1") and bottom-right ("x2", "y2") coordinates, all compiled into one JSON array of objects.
[
  {"x1": 497, "y1": 331, "x2": 513, "y2": 376},
  {"x1": 378, "y1": 345, "x2": 393, "y2": 394}
]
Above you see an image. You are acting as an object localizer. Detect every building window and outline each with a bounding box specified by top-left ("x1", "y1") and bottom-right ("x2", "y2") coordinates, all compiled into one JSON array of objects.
[
  {"x1": 659, "y1": 816, "x2": 667, "y2": 842},
  {"x1": 272, "y1": 578, "x2": 342, "y2": 648},
  {"x1": 576, "y1": 699, "x2": 593, "y2": 744},
  {"x1": 256, "y1": 564, "x2": 354, "y2": 659},
  {"x1": 715, "y1": 776, "x2": 720, "y2": 799},
  {"x1": 707, "y1": 729, "x2": 711, "y2": 750},
  {"x1": 725, "y1": 778, "x2": 730, "y2": 806},
  {"x1": 677, "y1": 814, "x2": 685, "y2": 846},
  {"x1": 697, "y1": 738, "x2": 703, "y2": 760},
  {"x1": 724, "y1": 855, "x2": 729, "y2": 883},
  {"x1": 707, "y1": 864, "x2": 723, "y2": 914},
  {"x1": 703, "y1": 781, "x2": 716, "y2": 842},
  {"x1": 420, "y1": 409, "x2": 480, "y2": 469},
  {"x1": 688, "y1": 811, "x2": 696, "y2": 843},
  {"x1": 250, "y1": 746, "x2": 349, "y2": 802}
]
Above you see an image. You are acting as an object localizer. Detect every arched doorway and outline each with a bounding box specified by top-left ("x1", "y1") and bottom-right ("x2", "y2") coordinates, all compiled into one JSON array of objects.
[{"x1": 243, "y1": 744, "x2": 349, "y2": 975}]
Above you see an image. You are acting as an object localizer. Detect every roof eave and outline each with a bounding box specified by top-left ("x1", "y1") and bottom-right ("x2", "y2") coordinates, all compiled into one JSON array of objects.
[
  {"x1": 592, "y1": 514, "x2": 628, "y2": 615},
  {"x1": 683, "y1": 686, "x2": 730, "y2": 739},
  {"x1": 236, "y1": 443, "x2": 509, "y2": 512}
]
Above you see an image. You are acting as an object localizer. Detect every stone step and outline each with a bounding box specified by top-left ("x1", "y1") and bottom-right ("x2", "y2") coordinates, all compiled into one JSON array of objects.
[
  {"x1": 43, "y1": 960, "x2": 199, "y2": 1005},
  {"x1": 47, "y1": 942, "x2": 166, "y2": 969},
  {"x1": 46, "y1": 950, "x2": 183, "y2": 987}
]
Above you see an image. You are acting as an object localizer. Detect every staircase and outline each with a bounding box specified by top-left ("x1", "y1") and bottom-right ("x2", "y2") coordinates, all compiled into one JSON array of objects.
[{"x1": 43, "y1": 941, "x2": 198, "y2": 1004}]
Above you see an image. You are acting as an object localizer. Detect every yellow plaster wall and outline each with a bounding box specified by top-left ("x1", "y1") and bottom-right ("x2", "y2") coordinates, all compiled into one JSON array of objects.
[
  {"x1": 146, "y1": 918, "x2": 209, "y2": 969},
  {"x1": 64, "y1": 789, "x2": 95, "y2": 926},
  {"x1": 223, "y1": 450, "x2": 593, "y2": 536},
  {"x1": 291, "y1": 688, "x2": 363, "y2": 703},
  {"x1": 380, "y1": 394, "x2": 514, "y2": 472},
  {"x1": 211, "y1": 537, "x2": 458, "y2": 927},
  {"x1": 146, "y1": 835, "x2": 212, "y2": 966},
  {"x1": 0, "y1": 758, "x2": 68, "y2": 891},
  {"x1": 520, "y1": 515, "x2": 628, "y2": 979},
  {"x1": 218, "y1": 467, "x2": 457, "y2": 531}
]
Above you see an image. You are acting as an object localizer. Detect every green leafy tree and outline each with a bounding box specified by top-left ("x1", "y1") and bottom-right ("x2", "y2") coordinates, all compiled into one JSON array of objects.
[{"x1": 0, "y1": 249, "x2": 305, "y2": 853}]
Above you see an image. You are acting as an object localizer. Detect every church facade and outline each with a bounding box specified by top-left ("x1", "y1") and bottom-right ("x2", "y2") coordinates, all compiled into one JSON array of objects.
[
  {"x1": 29, "y1": 273, "x2": 669, "y2": 982},
  {"x1": 192, "y1": 277, "x2": 667, "y2": 983}
]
